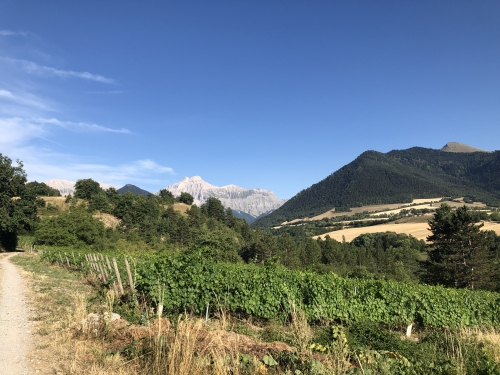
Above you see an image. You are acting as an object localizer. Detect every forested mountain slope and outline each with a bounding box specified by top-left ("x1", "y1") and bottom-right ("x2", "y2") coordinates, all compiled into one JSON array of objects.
[
  {"x1": 253, "y1": 147, "x2": 500, "y2": 227},
  {"x1": 118, "y1": 184, "x2": 151, "y2": 197}
]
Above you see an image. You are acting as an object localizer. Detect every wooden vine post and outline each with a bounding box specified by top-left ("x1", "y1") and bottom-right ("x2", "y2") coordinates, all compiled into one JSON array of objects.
[
  {"x1": 124, "y1": 257, "x2": 135, "y2": 292},
  {"x1": 106, "y1": 256, "x2": 120, "y2": 296},
  {"x1": 112, "y1": 257, "x2": 125, "y2": 295}
]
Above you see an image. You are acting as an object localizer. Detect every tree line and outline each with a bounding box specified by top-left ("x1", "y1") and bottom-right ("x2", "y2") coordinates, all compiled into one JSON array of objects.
[{"x1": 1, "y1": 153, "x2": 499, "y2": 291}]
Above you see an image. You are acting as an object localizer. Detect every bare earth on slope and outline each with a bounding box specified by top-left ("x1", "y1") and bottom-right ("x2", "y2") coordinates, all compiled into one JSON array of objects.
[{"x1": 0, "y1": 253, "x2": 33, "y2": 375}]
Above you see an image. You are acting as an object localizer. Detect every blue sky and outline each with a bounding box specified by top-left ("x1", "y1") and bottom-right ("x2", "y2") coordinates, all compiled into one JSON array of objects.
[{"x1": 1, "y1": 1, "x2": 499, "y2": 198}]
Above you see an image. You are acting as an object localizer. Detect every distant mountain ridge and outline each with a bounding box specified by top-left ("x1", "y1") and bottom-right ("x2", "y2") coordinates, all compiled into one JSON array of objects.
[
  {"x1": 118, "y1": 184, "x2": 151, "y2": 197},
  {"x1": 163, "y1": 176, "x2": 286, "y2": 223},
  {"x1": 44, "y1": 179, "x2": 115, "y2": 196},
  {"x1": 253, "y1": 144, "x2": 500, "y2": 227}
]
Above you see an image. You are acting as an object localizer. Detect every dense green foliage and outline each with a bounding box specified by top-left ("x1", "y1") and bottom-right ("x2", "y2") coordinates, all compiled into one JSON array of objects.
[
  {"x1": 345, "y1": 322, "x2": 500, "y2": 375},
  {"x1": 74, "y1": 178, "x2": 103, "y2": 200},
  {"x1": 117, "y1": 184, "x2": 151, "y2": 197},
  {"x1": 425, "y1": 204, "x2": 498, "y2": 290},
  {"x1": 25, "y1": 181, "x2": 61, "y2": 196},
  {"x1": 41, "y1": 248, "x2": 500, "y2": 329},
  {"x1": 0, "y1": 154, "x2": 40, "y2": 251},
  {"x1": 254, "y1": 148, "x2": 500, "y2": 227},
  {"x1": 158, "y1": 188, "x2": 175, "y2": 204},
  {"x1": 35, "y1": 206, "x2": 105, "y2": 247},
  {"x1": 137, "y1": 252, "x2": 500, "y2": 328},
  {"x1": 177, "y1": 191, "x2": 194, "y2": 205}
]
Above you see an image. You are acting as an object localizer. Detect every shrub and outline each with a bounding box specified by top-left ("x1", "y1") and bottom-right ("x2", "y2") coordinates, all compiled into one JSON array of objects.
[{"x1": 35, "y1": 206, "x2": 105, "y2": 247}]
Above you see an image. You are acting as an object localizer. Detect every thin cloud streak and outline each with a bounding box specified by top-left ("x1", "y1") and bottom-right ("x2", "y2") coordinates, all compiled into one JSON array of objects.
[
  {"x1": 0, "y1": 57, "x2": 115, "y2": 83},
  {"x1": 0, "y1": 117, "x2": 131, "y2": 152},
  {"x1": 0, "y1": 89, "x2": 53, "y2": 111},
  {"x1": 0, "y1": 30, "x2": 29, "y2": 36},
  {"x1": 86, "y1": 90, "x2": 124, "y2": 94},
  {"x1": 33, "y1": 118, "x2": 131, "y2": 134}
]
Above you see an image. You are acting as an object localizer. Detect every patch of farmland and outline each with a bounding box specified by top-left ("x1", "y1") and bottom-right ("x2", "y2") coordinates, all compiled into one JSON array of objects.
[{"x1": 314, "y1": 221, "x2": 500, "y2": 243}]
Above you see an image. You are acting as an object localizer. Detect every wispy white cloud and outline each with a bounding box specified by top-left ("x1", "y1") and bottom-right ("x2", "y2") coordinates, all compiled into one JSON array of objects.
[
  {"x1": 0, "y1": 30, "x2": 29, "y2": 37},
  {"x1": 0, "y1": 57, "x2": 115, "y2": 83},
  {"x1": 0, "y1": 116, "x2": 131, "y2": 153},
  {"x1": 0, "y1": 117, "x2": 46, "y2": 147},
  {"x1": 34, "y1": 117, "x2": 131, "y2": 134},
  {"x1": 86, "y1": 90, "x2": 123, "y2": 94},
  {"x1": 0, "y1": 89, "x2": 53, "y2": 111},
  {"x1": 136, "y1": 159, "x2": 174, "y2": 173},
  {"x1": 22, "y1": 154, "x2": 175, "y2": 189}
]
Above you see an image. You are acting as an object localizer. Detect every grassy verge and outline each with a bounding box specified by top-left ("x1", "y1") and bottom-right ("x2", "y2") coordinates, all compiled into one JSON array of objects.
[{"x1": 11, "y1": 252, "x2": 134, "y2": 375}]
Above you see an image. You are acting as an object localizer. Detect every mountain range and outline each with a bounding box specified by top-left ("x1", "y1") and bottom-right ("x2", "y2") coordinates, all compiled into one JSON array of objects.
[
  {"x1": 44, "y1": 179, "x2": 114, "y2": 196},
  {"x1": 163, "y1": 176, "x2": 286, "y2": 223},
  {"x1": 253, "y1": 143, "x2": 500, "y2": 227},
  {"x1": 43, "y1": 176, "x2": 286, "y2": 223}
]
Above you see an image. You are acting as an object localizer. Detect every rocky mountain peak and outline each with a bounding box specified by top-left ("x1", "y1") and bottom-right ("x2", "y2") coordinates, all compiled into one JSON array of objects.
[{"x1": 163, "y1": 176, "x2": 286, "y2": 222}]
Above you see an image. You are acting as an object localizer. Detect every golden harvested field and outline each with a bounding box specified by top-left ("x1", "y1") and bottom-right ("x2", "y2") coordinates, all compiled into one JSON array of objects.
[
  {"x1": 283, "y1": 198, "x2": 487, "y2": 225},
  {"x1": 314, "y1": 221, "x2": 500, "y2": 242},
  {"x1": 411, "y1": 198, "x2": 443, "y2": 204}
]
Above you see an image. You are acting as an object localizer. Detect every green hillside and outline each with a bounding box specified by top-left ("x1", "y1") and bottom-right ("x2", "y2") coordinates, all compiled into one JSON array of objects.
[
  {"x1": 253, "y1": 147, "x2": 500, "y2": 227},
  {"x1": 118, "y1": 184, "x2": 151, "y2": 197}
]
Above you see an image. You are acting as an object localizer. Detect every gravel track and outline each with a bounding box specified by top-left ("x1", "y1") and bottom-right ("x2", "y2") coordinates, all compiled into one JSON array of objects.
[{"x1": 0, "y1": 253, "x2": 32, "y2": 375}]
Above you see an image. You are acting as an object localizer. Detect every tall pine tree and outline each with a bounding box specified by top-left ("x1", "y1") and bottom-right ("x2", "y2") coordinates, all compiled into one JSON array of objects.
[{"x1": 425, "y1": 204, "x2": 494, "y2": 290}]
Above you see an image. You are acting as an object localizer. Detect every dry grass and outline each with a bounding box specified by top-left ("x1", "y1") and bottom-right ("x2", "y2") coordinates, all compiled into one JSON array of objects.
[
  {"x1": 42, "y1": 196, "x2": 71, "y2": 210},
  {"x1": 93, "y1": 212, "x2": 121, "y2": 229},
  {"x1": 172, "y1": 202, "x2": 191, "y2": 216},
  {"x1": 314, "y1": 220, "x2": 500, "y2": 242},
  {"x1": 461, "y1": 328, "x2": 500, "y2": 363},
  {"x1": 289, "y1": 301, "x2": 312, "y2": 354}
]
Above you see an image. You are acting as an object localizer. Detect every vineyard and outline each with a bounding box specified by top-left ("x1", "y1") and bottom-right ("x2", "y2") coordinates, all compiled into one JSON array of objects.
[{"x1": 40, "y1": 248, "x2": 500, "y2": 330}]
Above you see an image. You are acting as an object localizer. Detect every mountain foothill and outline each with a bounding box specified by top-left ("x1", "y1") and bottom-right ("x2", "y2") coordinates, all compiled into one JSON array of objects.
[{"x1": 252, "y1": 142, "x2": 500, "y2": 227}]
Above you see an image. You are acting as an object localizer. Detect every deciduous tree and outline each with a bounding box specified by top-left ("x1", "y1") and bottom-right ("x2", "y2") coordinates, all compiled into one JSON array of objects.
[
  {"x1": 0, "y1": 154, "x2": 39, "y2": 250},
  {"x1": 74, "y1": 178, "x2": 102, "y2": 200}
]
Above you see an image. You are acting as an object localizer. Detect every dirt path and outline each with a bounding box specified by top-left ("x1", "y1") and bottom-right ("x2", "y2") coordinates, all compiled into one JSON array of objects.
[{"x1": 0, "y1": 253, "x2": 32, "y2": 375}]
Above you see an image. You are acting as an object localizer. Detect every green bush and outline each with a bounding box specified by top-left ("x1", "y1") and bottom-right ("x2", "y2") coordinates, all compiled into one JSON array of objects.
[{"x1": 35, "y1": 206, "x2": 105, "y2": 247}]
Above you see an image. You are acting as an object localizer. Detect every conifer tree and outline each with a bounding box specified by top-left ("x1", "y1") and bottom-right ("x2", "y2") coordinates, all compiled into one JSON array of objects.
[{"x1": 425, "y1": 204, "x2": 494, "y2": 290}]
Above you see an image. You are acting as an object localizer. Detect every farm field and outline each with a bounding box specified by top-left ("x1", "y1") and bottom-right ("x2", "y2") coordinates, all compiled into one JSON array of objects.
[
  {"x1": 282, "y1": 197, "x2": 486, "y2": 224},
  {"x1": 314, "y1": 220, "x2": 500, "y2": 242}
]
